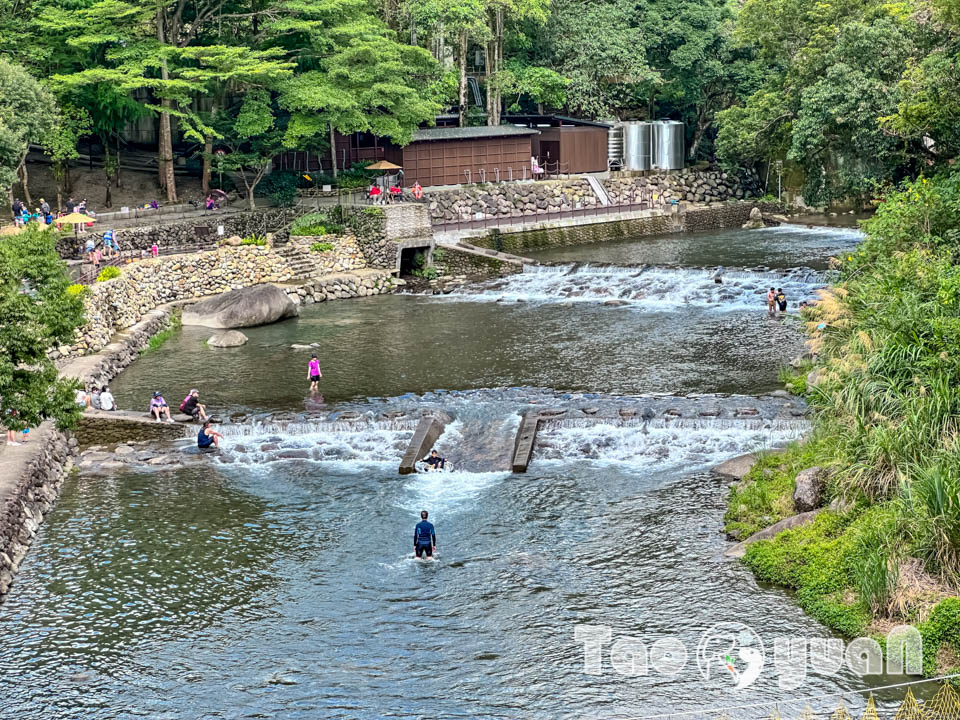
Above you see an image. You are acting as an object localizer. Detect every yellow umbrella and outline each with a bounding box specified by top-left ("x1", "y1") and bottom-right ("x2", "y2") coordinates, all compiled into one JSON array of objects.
[
  {"x1": 365, "y1": 160, "x2": 402, "y2": 171},
  {"x1": 57, "y1": 212, "x2": 96, "y2": 240},
  {"x1": 57, "y1": 212, "x2": 96, "y2": 225}
]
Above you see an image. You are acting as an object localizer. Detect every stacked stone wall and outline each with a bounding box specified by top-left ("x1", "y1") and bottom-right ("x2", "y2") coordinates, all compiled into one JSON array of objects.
[{"x1": 58, "y1": 247, "x2": 294, "y2": 358}]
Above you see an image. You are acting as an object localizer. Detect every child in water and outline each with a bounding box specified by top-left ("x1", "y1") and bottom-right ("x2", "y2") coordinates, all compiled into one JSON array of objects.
[{"x1": 308, "y1": 353, "x2": 322, "y2": 392}]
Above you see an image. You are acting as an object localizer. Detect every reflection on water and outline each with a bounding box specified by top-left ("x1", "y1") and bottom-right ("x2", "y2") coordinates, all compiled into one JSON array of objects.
[{"x1": 2, "y1": 223, "x2": 903, "y2": 719}]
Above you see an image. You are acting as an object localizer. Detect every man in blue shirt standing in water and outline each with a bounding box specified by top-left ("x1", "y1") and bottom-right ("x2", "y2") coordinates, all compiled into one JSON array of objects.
[{"x1": 414, "y1": 510, "x2": 436, "y2": 558}]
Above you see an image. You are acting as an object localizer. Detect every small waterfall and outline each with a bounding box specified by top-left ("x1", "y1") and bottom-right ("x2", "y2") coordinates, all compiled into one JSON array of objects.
[
  {"x1": 534, "y1": 414, "x2": 807, "y2": 469},
  {"x1": 448, "y1": 263, "x2": 826, "y2": 309}
]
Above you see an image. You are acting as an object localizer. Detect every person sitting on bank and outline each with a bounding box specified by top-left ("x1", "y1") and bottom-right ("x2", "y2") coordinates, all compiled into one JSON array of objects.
[
  {"x1": 197, "y1": 420, "x2": 223, "y2": 450},
  {"x1": 422, "y1": 449, "x2": 446, "y2": 471},
  {"x1": 180, "y1": 389, "x2": 208, "y2": 421},
  {"x1": 150, "y1": 391, "x2": 174, "y2": 423},
  {"x1": 367, "y1": 184, "x2": 382, "y2": 204},
  {"x1": 75, "y1": 388, "x2": 92, "y2": 410},
  {"x1": 99, "y1": 387, "x2": 116, "y2": 411}
]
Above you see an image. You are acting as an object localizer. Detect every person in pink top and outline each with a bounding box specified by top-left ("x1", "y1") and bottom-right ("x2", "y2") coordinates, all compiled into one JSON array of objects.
[
  {"x1": 308, "y1": 353, "x2": 322, "y2": 391},
  {"x1": 151, "y1": 243, "x2": 159, "y2": 258}
]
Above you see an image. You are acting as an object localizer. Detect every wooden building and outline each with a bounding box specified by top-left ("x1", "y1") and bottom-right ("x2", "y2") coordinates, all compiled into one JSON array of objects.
[
  {"x1": 273, "y1": 115, "x2": 610, "y2": 187},
  {"x1": 504, "y1": 115, "x2": 611, "y2": 174}
]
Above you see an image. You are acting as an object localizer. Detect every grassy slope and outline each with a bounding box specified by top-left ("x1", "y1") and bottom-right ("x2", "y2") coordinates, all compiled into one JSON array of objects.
[{"x1": 725, "y1": 174, "x2": 960, "y2": 678}]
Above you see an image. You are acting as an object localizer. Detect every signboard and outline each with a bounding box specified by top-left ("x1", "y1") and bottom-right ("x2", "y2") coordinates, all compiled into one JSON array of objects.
[{"x1": 217, "y1": 225, "x2": 224, "y2": 236}]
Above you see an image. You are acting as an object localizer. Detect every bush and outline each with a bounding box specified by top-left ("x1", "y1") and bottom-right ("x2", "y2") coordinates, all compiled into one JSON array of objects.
[
  {"x1": 240, "y1": 235, "x2": 267, "y2": 246},
  {"x1": 96, "y1": 265, "x2": 121, "y2": 282},
  {"x1": 258, "y1": 170, "x2": 300, "y2": 207},
  {"x1": 290, "y1": 212, "x2": 347, "y2": 237},
  {"x1": 310, "y1": 242, "x2": 334, "y2": 253},
  {"x1": 66, "y1": 283, "x2": 87, "y2": 298}
]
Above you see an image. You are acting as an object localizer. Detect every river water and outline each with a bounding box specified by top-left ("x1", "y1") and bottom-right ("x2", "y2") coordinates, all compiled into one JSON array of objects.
[{"x1": 4, "y1": 223, "x2": 917, "y2": 719}]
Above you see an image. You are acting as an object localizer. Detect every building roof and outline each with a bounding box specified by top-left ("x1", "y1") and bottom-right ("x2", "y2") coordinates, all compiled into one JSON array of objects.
[
  {"x1": 502, "y1": 114, "x2": 613, "y2": 129},
  {"x1": 412, "y1": 125, "x2": 540, "y2": 142}
]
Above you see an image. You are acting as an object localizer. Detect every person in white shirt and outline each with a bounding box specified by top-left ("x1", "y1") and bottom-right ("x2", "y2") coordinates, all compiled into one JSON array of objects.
[
  {"x1": 99, "y1": 388, "x2": 116, "y2": 411},
  {"x1": 75, "y1": 389, "x2": 92, "y2": 410}
]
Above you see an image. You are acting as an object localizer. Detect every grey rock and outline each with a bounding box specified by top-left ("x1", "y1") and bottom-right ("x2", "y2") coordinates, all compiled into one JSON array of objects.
[
  {"x1": 208, "y1": 330, "x2": 249, "y2": 348},
  {"x1": 794, "y1": 466, "x2": 826, "y2": 512},
  {"x1": 182, "y1": 284, "x2": 299, "y2": 329},
  {"x1": 714, "y1": 453, "x2": 756, "y2": 479}
]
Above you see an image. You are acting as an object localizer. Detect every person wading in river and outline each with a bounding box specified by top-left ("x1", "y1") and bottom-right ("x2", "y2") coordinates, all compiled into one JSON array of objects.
[
  {"x1": 414, "y1": 510, "x2": 437, "y2": 559},
  {"x1": 767, "y1": 287, "x2": 776, "y2": 317},
  {"x1": 776, "y1": 288, "x2": 787, "y2": 316},
  {"x1": 308, "y1": 353, "x2": 322, "y2": 392}
]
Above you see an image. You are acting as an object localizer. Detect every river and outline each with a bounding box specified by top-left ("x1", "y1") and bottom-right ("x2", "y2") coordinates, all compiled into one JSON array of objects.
[{"x1": 4, "y1": 223, "x2": 915, "y2": 719}]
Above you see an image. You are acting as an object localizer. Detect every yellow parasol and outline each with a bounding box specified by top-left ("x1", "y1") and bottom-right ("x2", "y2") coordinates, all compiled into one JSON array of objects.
[
  {"x1": 57, "y1": 212, "x2": 96, "y2": 240},
  {"x1": 365, "y1": 160, "x2": 402, "y2": 171}
]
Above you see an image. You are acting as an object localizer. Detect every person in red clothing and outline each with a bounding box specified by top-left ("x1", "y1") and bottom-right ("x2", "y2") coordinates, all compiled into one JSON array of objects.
[{"x1": 367, "y1": 184, "x2": 382, "y2": 204}]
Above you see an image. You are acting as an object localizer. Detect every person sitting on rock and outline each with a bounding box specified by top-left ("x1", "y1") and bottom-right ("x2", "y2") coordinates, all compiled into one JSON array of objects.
[
  {"x1": 180, "y1": 389, "x2": 208, "y2": 421},
  {"x1": 197, "y1": 420, "x2": 223, "y2": 450},
  {"x1": 75, "y1": 388, "x2": 92, "y2": 410},
  {"x1": 150, "y1": 391, "x2": 174, "y2": 423}
]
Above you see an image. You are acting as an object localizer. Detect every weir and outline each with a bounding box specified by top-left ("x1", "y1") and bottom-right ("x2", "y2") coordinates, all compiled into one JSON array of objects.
[{"x1": 399, "y1": 412, "x2": 451, "y2": 474}]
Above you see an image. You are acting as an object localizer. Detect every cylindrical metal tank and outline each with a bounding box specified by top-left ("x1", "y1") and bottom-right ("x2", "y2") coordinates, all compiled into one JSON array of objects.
[
  {"x1": 651, "y1": 120, "x2": 684, "y2": 170},
  {"x1": 607, "y1": 125, "x2": 623, "y2": 168},
  {"x1": 622, "y1": 121, "x2": 653, "y2": 170}
]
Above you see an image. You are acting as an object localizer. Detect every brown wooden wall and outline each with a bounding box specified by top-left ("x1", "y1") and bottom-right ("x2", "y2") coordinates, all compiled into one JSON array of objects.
[{"x1": 402, "y1": 136, "x2": 533, "y2": 187}]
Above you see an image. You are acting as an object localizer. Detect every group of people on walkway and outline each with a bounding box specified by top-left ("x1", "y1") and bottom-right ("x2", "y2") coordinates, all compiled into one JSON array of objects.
[{"x1": 11, "y1": 197, "x2": 94, "y2": 229}]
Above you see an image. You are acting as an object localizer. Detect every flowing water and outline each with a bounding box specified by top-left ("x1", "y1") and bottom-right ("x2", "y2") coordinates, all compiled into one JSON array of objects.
[{"x1": 4, "y1": 222, "x2": 920, "y2": 720}]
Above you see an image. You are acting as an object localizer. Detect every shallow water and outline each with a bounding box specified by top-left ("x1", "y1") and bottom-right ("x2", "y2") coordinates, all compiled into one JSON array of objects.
[{"x1": 4, "y1": 223, "x2": 923, "y2": 720}]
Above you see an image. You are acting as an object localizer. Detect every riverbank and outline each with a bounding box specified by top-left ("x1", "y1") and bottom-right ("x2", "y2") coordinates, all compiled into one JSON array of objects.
[{"x1": 724, "y1": 174, "x2": 960, "y2": 677}]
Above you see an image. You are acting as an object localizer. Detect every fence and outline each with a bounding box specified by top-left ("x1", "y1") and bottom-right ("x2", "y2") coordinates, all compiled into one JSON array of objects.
[{"x1": 73, "y1": 240, "x2": 224, "y2": 285}]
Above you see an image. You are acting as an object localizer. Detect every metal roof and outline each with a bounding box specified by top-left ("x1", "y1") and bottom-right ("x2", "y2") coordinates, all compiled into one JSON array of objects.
[
  {"x1": 502, "y1": 114, "x2": 614, "y2": 128},
  {"x1": 412, "y1": 125, "x2": 540, "y2": 142}
]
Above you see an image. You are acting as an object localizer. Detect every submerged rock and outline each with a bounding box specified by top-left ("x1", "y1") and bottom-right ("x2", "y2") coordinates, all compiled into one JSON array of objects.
[{"x1": 208, "y1": 330, "x2": 249, "y2": 348}]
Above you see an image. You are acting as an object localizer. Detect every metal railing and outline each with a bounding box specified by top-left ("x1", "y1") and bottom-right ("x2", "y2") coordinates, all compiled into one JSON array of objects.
[{"x1": 74, "y1": 240, "x2": 222, "y2": 285}]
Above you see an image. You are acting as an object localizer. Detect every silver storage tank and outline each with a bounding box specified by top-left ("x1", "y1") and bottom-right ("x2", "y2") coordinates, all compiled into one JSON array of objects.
[
  {"x1": 607, "y1": 125, "x2": 623, "y2": 168},
  {"x1": 622, "y1": 121, "x2": 653, "y2": 170},
  {"x1": 651, "y1": 120, "x2": 684, "y2": 170}
]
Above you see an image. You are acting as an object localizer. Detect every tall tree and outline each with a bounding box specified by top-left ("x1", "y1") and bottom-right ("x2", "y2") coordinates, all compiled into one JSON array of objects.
[
  {"x1": 482, "y1": 0, "x2": 549, "y2": 125},
  {"x1": 0, "y1": 227, "x2": 86, "y2": 432},
  {"x1": 0, "y1": 57, "x2": 58, "y2": 207}
]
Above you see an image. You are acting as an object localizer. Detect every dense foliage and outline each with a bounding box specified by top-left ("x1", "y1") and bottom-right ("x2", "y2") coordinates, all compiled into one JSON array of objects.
[
  {"x1": 4, "y1": 0, "x2": 960, "y2": 204},
  {"x1": 0, "y1": 227, "x2": 85, "y2": 430},
  {"x1": 726, "y1": 174, "x2": 960, "y2": 673}
]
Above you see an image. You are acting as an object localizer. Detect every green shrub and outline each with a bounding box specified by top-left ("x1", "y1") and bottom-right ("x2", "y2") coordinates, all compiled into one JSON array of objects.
[
  {"x1": 290, "y1": 213, "x2": 346, "y2": 237},
  {"x1": 919, "y1": 598, "x2": 960, "y2": 676},
  {"x1": 257, "y1": 170, "x2": 300, "y2": 207},
  {"x1": 432, "y1": 247, "x2": 447, "y2": 262},
  {"x1": 240, "y1": 235, "x2": 267, "y2": 246},
  {"x1": 362, "y1": 206, "x2": 384, "y2": 218},
  {"x1": 96, "y1": 265, "x2": 121, "y2": 282},
  {"x1": 310, "y1": 242, "x2": 334, "y2": 253},
  {"x1": 67, "y1": 283, "x2": 87, "y2": 298}
]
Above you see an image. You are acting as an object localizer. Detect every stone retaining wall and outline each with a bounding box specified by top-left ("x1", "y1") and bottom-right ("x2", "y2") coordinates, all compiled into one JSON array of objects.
[
  {"x1": 291, "y1": 271, "x2": 399, "y2": 306},
  {"x1": 0, "y1": 424, "x2": 72, "y2": 599},
  {"x1": 434, "y1": 246, "x2": 522, "y2": 278},
  {"x1": 57, "y1": 208, "x2": 297, "y2": 258},
  {"x1": 76, "y1": 414, "x2": 188, "y2": 446},
  {"x1": 290, "y1": 235, "x2": 366, "y2": 274},
  {"x1": 681, "y1": 202, "x2": 783, "y2": 232},
  {"x1": 346, "y1": 207, "x2": 400, "y2": 269},
  {"x1": 59, "y1": 247, "x2": 294, "y2": 358},
  {"x1": 425, "y1": 168, "x2": 761, "y2": 223}
]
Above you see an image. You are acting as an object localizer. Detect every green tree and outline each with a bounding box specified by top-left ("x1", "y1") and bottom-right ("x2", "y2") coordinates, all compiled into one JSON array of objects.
[
  {"x1": 43, "y1": 105, "x2": 92, "y2": 212},
  {"x1": 0, "y1": 227, "x2": 86, "y2": 432},
  {"x1": 482, "y1": 0, "x2": 549, "y2": 125},
  {"x1": 280, "y1": 11, "x2": 443, "y2": 172},
  {"x1": 0, "y1": 57, "x2": 57, "y2": 207}
]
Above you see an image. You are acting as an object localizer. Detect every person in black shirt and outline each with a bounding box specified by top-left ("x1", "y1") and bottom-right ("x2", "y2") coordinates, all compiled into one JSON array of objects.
[
  {"x1": 180, "y1": 389, "x2": 208, "y2": 420},
  {"x1": 413, "y1": 510, "x2": 436, "y2": 558},
  {"x1": 776, "y1": 288, "x2": 787, "y2": 315},
  {"x1": 422, "y1": 449, "x2": 446, "y2": 471}
]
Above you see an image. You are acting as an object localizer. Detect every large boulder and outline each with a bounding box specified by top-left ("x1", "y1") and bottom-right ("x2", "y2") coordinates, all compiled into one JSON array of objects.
[
  {"x1": 714, "y1": 453, "x2": 757, "y2": 479},
  {"x1": 742, "y1": 206, "x2": 765, "y2": 230},
  {"x1": 794, "y1": 466, "x2": 826, "y2": 512},
  {"x1": 182, "y1": 284, "x2": 298, "y2": 329},
  {"x1": 207, "y1": 330, "x2": 249, "y2": 347}
]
